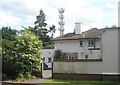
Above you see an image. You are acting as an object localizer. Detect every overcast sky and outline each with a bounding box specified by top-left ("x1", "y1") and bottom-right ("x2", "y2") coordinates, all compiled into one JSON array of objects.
[{"x1": 0, "y1": 0, "x2": 119, "y2": 37}]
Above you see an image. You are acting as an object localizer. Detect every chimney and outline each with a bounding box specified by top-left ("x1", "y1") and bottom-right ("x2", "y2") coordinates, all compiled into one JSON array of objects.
[{"x1": 75, "y1": 22, "x2": 81, "y2": 34}]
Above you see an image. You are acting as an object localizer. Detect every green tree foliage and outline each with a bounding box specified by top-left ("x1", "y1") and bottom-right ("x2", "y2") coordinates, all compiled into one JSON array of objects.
[
  {"x1": 1, "y1": 26, "x2": 17, "y2": 41},
  {"x1": 1, "y1": 27, "x2": 42, "y2": 80},
  {"x1": 1, "y1": 27, "x2": 19, "y2": 80},
  {"x1": 30, "y1": 9, "x2": 56, "y2": 48},
  {"x1": 14, "y1": 29, "x2": 42, "y2": 79},
  {"x1": 49, "y1": 25, "x2": 56, "y2": 38},
  {"x1": 105, "y1": 25, "x2": 117, "y2": 28},
  {"x1": 34, "y1": 9, "x2": 47, "y2": 28}
]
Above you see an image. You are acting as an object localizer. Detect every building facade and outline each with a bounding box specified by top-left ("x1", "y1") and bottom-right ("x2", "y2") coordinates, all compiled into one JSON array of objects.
[
  {"x1": 42, "y1": 27, "x2": 102, "y2": 69},
  {"x1": 101, "y1": 28, "x2": 120, "y2": 75},
  {"x1": 41, "y1": 27, "x2": 120, "y2": 82},
  {"x1": 52, "y1": 27, "x2": 120, "y2": 81},
  {"x1": 53, "y1": 28, "x2": 102, "y2": 60}
]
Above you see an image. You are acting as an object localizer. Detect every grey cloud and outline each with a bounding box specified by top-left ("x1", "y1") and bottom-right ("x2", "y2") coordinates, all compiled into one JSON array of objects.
[{"x1": 1, "y1": 1, "x2": 36, "y2": 16}]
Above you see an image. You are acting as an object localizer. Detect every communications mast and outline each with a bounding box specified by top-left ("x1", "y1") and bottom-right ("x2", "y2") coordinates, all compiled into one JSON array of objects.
[{"x1": 58, "y1": 8, "x2": 65, "y2": 35}]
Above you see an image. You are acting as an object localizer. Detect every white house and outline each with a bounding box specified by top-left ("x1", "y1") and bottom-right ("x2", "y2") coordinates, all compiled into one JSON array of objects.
[
  {"x1": 52, "y1": 23, "x2": 102, "y2": 59},
  {"x1": 42, "y1": 23, "x2": 102, "y2": 68},
  {"x1": 41, "y1": 2, "x2": 120, "y2": 80},
  {"x1": 52, "y1": 27, "x2": 120, "y2": 81}
]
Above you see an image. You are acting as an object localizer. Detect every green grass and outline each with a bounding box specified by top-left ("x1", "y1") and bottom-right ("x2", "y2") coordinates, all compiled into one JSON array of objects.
[{"x1": 44, "y1": 79, "x2": 120, "y2": 85}]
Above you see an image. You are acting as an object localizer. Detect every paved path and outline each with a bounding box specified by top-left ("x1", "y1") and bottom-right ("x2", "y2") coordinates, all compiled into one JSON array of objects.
[{"x1": 42, "y1": 70, "x2": 52, "y2": 78}]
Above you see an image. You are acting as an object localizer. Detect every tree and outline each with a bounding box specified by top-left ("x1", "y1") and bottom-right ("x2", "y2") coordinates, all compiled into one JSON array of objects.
[
  {"x1": 30, "y1": 9, "x2": 56, "y2": 48},
  {"x1": 14, "y1": 29, "x2": 42, "y2": 79},
  {"x1": 49, "y1": 25, "x2": 56, "y2": 38},
  {"x1": 105, "y1": 25, "x2": 117, "y2": 28},
  {"x1": 34, "y1": 9, "x2": 47, "y2": 28},
  {"x1": 1, "y1": 27, "x2": 42, "y2": 80},
  {"x1": 1, "y1": 26, "x2": 18, "y2": 41},
  {"x1": 1, "y1": 27, "x2": 19, "y2": 80}
]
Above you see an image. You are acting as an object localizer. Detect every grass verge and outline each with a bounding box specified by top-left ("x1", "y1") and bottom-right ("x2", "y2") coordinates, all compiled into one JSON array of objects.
[{"x1": 44, "y1": 79, "x2": 120, "y2": 85}]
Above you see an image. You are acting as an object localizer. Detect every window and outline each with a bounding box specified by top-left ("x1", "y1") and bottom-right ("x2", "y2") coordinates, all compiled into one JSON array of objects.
[
  {"x1": 62, "y1": 52, "x2": 78, "y2": 60},
  {"x1": 48, "y1": 58, "x2": 52, "y2": 63},
  {"x1": 80, "y1": 40, "x2": 83, "y2": 46},
  {"x1": 88, "y1": 40, "x2": 95, "y2": 47}
]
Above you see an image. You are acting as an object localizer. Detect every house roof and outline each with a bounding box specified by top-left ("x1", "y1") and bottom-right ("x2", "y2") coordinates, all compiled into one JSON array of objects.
[{"x1": 52, "y1": 28, "x2": 101, "y2": 41}]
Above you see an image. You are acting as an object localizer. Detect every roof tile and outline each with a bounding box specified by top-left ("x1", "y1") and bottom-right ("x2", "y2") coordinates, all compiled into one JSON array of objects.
[{"x1": 52, "y1": 28, "x2": 101, "y2": 41}]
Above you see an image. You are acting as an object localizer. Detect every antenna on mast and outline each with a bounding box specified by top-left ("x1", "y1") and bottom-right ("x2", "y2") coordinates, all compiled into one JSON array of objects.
[{"x1": 58, "y1": 8, "x2": 65, "y2": 36}]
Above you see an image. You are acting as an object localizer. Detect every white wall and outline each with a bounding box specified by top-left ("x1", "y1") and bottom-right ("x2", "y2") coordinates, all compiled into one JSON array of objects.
[
  {"x1": 118, "y1": 1, "x2": 120, "y2": 73},
  {"x1": 53, "y1": 61, "x2": 102, "y2": 74},
  {"x1": 118, "y1": 28, "x2": 120, "y2": 74},
  {"x1": 80, "y1": 39, "x2": 101, "y2": 59},
  {"x1": 102, "y1": 28, "x2": 119, "y2": 74},
  {"x1": 54, "y1": 39, "x2": 101, "y2": 59},
  {"x1": 118, "y1": 3, "x2": 120, "y2": 73},
  {"x1": 41, "y1": 49, "x2": 55, "y2": 68},
  {"x1": 54, "y1": 40, "x2": 80, "y2": 52}
]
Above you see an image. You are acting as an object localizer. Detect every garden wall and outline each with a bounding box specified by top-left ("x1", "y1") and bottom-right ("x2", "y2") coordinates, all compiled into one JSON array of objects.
[
  {"x1": 53, "y1": 59, "x2": 103, "y2": 80},
  {"x1": 52, "y1": 59, "x2": 120, "y2": 81}
]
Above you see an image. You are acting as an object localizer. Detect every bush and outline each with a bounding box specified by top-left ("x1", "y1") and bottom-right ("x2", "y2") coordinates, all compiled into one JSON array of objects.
[
  {"x1": 2, "y1": 29, "x2": 42, "y2": 80},
  {"x1": 54, "y1": 50, "x2": 62, "y2": 60}
]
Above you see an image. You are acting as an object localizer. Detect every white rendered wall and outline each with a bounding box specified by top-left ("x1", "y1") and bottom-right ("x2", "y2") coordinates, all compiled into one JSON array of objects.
[
  {"x1": 41, "y1": 49, "x2": 55, "y2": 68},
  {"x1": 118, "y1": 1, "x2": 120, "y2": 72},
  {"x1": 102, "y1": 29, "x2": 119, "y2": 74},
  {"x1": 54, "y1": 39, "x2": 101, "y2": 59},
  {"x1": 53, "y1": 61, "x2": 102, "y2": 74},
  {"x1": 54, "y1": 40, "x2": 80, "y2": 52},
  {"x1": 80, "y1": 39, "x2": 101, "y2": 59},
  {"x1": 118, "y1": 28, "x2": 120, "y2": 74}
]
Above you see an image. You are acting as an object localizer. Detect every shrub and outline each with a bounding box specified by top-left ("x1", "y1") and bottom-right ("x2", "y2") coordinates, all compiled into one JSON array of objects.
[{"x1": 54, "y1": 50, "x2": 62, "y2": 60}]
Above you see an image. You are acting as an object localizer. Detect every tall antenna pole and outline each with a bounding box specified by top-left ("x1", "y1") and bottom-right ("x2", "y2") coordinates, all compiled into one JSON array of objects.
[{"x1": 58, "y1": 8, "x2": 65, "y2": 36}]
